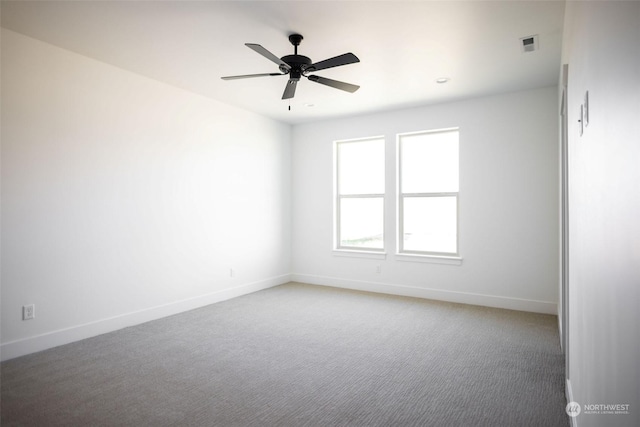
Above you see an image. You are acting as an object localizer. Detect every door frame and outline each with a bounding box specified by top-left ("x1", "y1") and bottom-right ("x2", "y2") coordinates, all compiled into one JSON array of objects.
[{"x1": 559, "y1": 64, "x2": 570, "y2": 379}]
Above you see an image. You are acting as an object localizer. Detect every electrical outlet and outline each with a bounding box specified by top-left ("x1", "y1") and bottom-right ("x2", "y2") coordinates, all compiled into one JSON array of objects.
[
  {"x1": 375, "y1": 265, "x2": 381, "y2": 274},
  {"x1": 23, "y1": 304, "x2": 35, "y2": 320},
  {"x1": 230, "y1": 268, "x2": 235, "y2": 278}
]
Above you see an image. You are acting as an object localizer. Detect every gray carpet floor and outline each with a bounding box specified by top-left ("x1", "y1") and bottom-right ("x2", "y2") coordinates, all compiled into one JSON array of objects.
[{"x1": 1, "y1": 282, "x2": 569, "y2": 426}]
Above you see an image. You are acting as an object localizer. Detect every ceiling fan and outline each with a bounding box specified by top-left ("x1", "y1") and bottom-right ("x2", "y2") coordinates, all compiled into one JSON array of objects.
[{"x1": 221, "y1": 34, "x2": 360, "y2": 100}]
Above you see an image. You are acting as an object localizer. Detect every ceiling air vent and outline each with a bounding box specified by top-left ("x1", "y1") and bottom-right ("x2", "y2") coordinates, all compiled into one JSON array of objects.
[{"x1": 520, "y1": 35, "x2": 539, "y2": 53}]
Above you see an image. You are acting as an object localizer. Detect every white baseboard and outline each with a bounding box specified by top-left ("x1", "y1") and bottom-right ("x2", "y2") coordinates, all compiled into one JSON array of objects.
[
  {"x1": 291, "y1": 273, "x2": 557, "y2": 315},
  {"x1": 1, "y1": 274, "x2": 291, "y2": 361},
  {"x1": 566, "y1": 378, "x2": 578, "y2": 427},
  {"x1": 2, "y1": 273, "x2": 556, "y2": 361}
]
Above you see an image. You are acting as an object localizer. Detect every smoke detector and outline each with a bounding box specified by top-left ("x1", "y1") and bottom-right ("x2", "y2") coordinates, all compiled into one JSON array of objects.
[{"x1": 520, "y1": 35, "x2": 539, "y2": 53}]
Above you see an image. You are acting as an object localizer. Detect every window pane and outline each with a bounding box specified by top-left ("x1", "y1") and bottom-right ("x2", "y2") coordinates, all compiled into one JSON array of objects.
[
  {"x1": 403, "y1": 196, "x2": 457, "y2": 253},
  {"x1": 339, "y1": 197, "x2": 384, "y2": 249},
  {"x1": 338, "y1": 139, "x2": 385, "y2": 195},
  {"x1": 401, "y1": 131, "x2": 458, "y2": 193}
]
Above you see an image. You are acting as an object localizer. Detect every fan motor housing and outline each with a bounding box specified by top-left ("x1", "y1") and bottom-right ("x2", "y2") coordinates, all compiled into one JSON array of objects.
[{"x1": 280, "y1": 54, "x2": 312, "y2": 79}]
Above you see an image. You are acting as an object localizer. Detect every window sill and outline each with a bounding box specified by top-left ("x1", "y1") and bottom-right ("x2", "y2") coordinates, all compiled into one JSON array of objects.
[
  {"x1": 333, "y1": 250, "x2": 387, "y2": 260},
  {"x1": 395, "y1": 253, "x2": 463, "y2": 266}
]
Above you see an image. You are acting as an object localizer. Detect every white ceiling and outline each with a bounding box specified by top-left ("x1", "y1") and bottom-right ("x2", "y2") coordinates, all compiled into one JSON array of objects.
[{"x1": 1, "y1": 0, "x2": 565, "y2": 125}]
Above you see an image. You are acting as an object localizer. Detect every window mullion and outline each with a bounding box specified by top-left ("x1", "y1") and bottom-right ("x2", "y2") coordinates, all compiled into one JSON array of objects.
[
  {"x1": 339, "y1": 193, "x2": 385, "y2": 198},
  {"x1": 401, "y1": 192, "x2": 458, "y2": 198},
  {"x1": 399, "y1": 194, "x2": 405, "y2": 253}
]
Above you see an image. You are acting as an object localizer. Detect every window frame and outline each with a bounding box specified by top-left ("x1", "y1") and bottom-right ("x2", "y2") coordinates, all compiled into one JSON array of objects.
[
  {"x1": 396, "y1": 128, "x2": 460, "y2": 258},
  {"x1": 334, "y1": 136, "x2": 386, "y2": 253}
]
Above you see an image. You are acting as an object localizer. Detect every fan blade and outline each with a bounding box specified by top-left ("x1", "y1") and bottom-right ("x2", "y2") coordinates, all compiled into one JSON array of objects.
[
  {"x1": 221, "y1": 73, "x2": 286, "y2": 80},
  {"x1": 307, "y1": 75, "x2": 360, "y2": 93},
  {"x1": 282, "y1": 79, "x2": 298, "y2": 100},
  {"x1": 246, "y1": 43, "x2": 291, "y2": 70},
  {"x1": 308, "y1": 53, "x2": 359, "y2": 72}
]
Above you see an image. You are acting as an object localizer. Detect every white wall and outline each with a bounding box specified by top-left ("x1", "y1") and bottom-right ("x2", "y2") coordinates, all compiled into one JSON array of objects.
[
  {"x1": 1, "y1": 29, "x2": 291, "y2": 360},
  {"x1": 291, "y1": 86, "x2": 559, "y2": 313},
  {"x1": 562, "y1": 2, "x2": 640, "y2": 426}
]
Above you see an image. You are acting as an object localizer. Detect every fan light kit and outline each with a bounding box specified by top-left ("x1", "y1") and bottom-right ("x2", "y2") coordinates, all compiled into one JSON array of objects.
[{"x1": 222, "y1": 34, "x2": 360, "y2": 102}]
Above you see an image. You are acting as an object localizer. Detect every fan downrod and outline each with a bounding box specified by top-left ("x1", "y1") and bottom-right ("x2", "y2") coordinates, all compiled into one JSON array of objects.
[
  {"x1": 281, "y1": 34, "x2": 310, "y2": 76},
  {"x1": 288, "y1": 34, "x2": 303, "y2": 54}
]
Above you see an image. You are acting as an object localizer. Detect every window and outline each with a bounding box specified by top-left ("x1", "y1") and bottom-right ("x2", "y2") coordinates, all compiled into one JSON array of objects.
[
  {"x1": 398, "y1": 128, "x2": 459, "y2": 256},
  {"x1": 335, "y1": 137, "x2": 385, "y2": 251}
]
